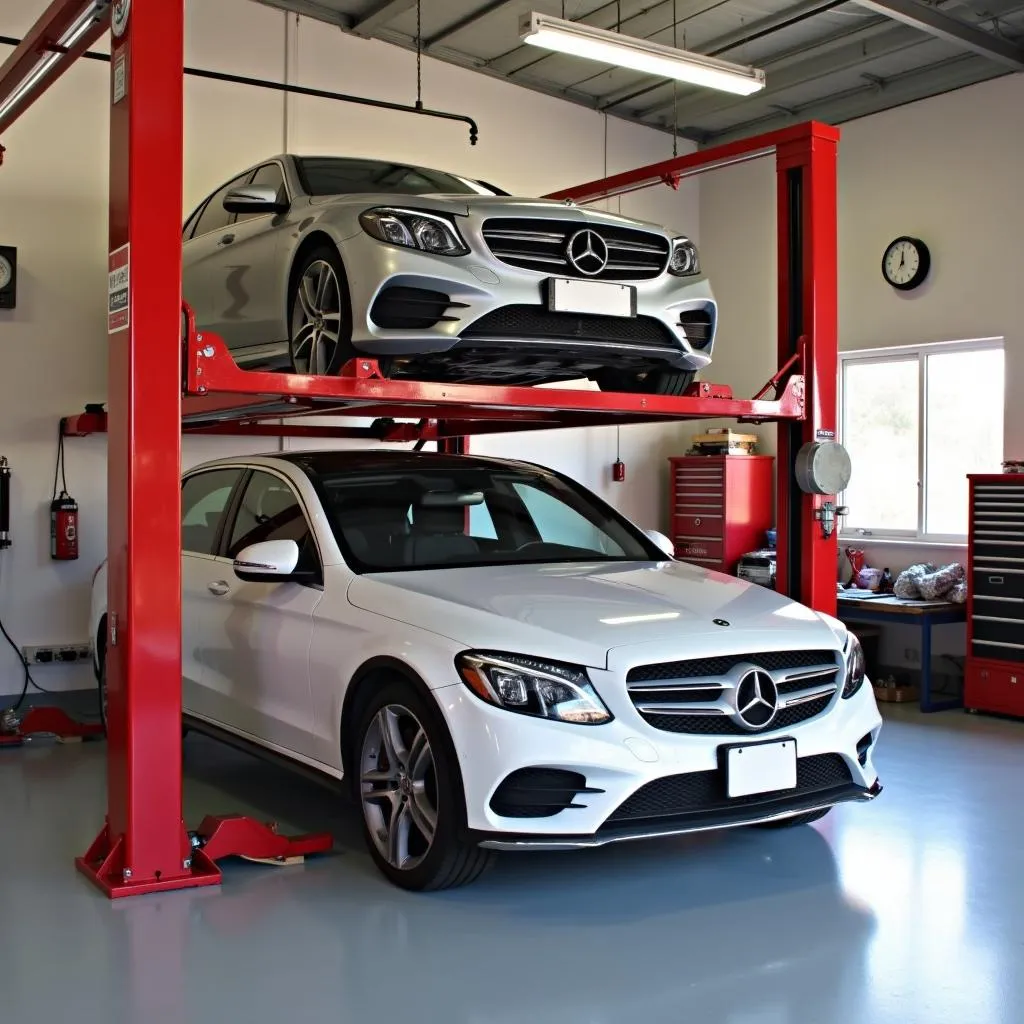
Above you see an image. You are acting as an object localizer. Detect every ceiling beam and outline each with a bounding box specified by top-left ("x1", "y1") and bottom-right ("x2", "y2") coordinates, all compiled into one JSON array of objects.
[
  {"x1": 703, "y1": 53, "x2": 1007, "y2": 143},
  {"x1": 350, "y1": 0, "x2": 419, "y2": 39},
  {"x1": 852, "y1": 0, "x2": 1024, "y2": 67},
  {"x1": 425, "y1": 0, "x2": 517, "y2": 50},
  {"x1": 252, "y1": 0, "x2": 352, "y2": 28}
]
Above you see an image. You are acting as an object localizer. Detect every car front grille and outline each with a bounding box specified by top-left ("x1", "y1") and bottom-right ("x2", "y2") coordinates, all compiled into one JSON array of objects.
[
  {"x1": 606, "y1": 754, "x2": 852, "y2": 824},
  {"x1": 626, "y1": 649, "x2": 841, "y2": 736},
  {"x1": 481, "y1": 218, "x2": 670, "y2": 281},
  {"x1": 461, "y1": 305, "x2": 676, "y2": 348},
  {"x1": 627, "y1": 650, "x2": 837, "y2": 682}
]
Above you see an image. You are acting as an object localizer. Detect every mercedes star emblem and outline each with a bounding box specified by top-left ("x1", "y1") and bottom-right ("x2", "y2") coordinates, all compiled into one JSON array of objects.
[
  {"x1": 567, "y1": 229, "x2": 609, "y2": 276},
  {"x1": 734, "y1": 669, "x2": 779, "y2": 730}
]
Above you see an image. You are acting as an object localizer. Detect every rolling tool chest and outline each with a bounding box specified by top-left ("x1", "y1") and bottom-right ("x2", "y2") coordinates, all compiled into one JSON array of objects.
[
  {"x1": 965, "y1": 475, "x2": 1024, "y2": 718},
  {"x1": 668, "y1": 455, "x2": 774, "y2": 575}
]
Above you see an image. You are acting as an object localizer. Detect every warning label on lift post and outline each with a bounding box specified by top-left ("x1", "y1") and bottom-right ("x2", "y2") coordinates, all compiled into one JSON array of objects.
[{"x1": 108, "y1": 244, "x2": 130, "y2": 334}]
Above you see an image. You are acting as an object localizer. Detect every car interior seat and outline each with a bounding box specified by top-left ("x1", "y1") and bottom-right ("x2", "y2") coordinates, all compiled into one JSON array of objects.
[{"x1": 404, "y1": 500, "x2": 480, "y2": 565}]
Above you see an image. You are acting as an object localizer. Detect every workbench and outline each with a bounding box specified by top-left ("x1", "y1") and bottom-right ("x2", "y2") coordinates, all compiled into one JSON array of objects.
[{"x1": 836, "y1": 593, "x2": 967, "y2": 713}]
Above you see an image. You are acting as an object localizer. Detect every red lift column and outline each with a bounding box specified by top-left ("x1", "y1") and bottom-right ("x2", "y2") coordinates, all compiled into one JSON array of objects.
[
  {"x1": 76, "y1": 0, "x2": 218, "y2": 896},
  {"x1": 775, "y1": 125, "x2": 840, "y2": 617}
]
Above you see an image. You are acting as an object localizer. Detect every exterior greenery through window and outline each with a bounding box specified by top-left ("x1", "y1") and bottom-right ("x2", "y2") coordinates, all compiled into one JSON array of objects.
[{"x1": 839, "y1": 339, "x2": 1004, "y2": 542}]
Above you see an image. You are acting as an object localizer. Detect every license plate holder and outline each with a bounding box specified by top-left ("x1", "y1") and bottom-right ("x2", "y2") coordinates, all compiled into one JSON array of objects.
[
  {"x1": 547, "y1": 277, "x2": 636, "y2": 318},
  {"x1": 723, "y1": 737, "x2": 797, "y2": 798}
]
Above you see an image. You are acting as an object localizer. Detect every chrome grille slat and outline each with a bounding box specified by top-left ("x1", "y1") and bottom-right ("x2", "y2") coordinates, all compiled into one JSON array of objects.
[
  {"x1": 481, "y1": 217, "x2": 669, "y2": 281},
  {"x1": 626, "y1": 650, "x2": 841, "y2": 735}
]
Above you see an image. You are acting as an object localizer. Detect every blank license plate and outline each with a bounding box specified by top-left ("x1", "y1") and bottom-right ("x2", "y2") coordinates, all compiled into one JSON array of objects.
[
  {"x1": 548, "y1": 277, "x2": 636, "y2": 318},
  {"x1": 726, "y1": 739, "x2": 797, "y2": 798}
]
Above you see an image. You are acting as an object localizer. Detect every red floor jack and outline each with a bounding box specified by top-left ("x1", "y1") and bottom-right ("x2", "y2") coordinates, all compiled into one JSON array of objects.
[
  {"x1": 0, "y1": 706, "x2": 105, "y2": 748},
  {"x1": 0, "y1": 456, "x2": 105, "y2": 749}
]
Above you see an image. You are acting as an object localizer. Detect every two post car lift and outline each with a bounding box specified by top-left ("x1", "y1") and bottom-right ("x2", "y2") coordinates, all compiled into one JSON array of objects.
[{"x1": 0, "y1": 0, "x2": 841, "y2": 898}]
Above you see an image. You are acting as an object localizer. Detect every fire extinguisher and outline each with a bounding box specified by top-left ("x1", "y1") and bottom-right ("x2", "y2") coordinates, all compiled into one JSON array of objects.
[{"x1": 50, "y1": 428, "x2": 78, "y2": 561}]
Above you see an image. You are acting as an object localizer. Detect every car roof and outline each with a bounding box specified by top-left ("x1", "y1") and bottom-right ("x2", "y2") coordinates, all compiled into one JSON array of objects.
[{"x1": 190, "y1": 449, "x2": 547, "y2": 477}]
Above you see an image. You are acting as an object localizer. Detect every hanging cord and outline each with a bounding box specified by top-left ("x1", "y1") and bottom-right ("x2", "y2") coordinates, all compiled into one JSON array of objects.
[
  {"x1": 672, "y1": 0, "x2": 679, "y2": 157},
  {"x1": 415, "y1": 0, "x2": 423, "y2": 110},
  {"x1": 617, "y1": 1, "x2": 622, "y2": 32},
  {"x1": 52, "y1": 425, "x2": 68, "y2": 504},
  {"x1": 616, "y1": 425, "x2": 621, "y2": 462}
]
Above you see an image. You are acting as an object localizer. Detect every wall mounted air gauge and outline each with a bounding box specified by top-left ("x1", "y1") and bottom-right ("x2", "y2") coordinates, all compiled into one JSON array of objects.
[{"x1": 0, "y1": 247, "x2": 16, "y2": 309}]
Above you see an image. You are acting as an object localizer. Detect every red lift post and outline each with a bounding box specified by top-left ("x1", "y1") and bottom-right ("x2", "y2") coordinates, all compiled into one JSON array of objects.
[{"x1": 1, "y1": 0, "x2": 839, "y2": 899}]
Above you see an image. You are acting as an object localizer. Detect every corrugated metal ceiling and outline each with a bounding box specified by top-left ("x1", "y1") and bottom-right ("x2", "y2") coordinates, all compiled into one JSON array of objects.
[{"x1": 255, "y1": 0, "x2": 1024, "y2": 143}]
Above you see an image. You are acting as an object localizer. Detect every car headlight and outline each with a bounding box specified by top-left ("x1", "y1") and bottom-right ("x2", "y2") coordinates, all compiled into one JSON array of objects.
[
  {"x1": 456, "y1": 652, "x2": 612, "y2": 725},
  {"x1": 668, "y1": 237, "x2": 700, "y2": 276},
  {"x1": 842, "y1": 633, "x2": 867, "y2": 698},
  {"x1": 359, "y1": 207, "x2": 469, "y2": 256}
]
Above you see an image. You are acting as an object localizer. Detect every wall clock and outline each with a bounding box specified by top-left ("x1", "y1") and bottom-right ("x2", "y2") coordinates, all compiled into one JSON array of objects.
[
  {"x1": 882, "y1": 236, "x2": 930, "y2": 291},
  {"x1": 0, "y1": 246, "x2": 16, "y2": 309}
]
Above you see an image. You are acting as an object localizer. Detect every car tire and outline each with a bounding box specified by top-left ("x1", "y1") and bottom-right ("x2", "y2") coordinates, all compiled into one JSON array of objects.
[
  {"x1": 595, "y1": 368, "x2": 696, "y2": 396},
  {"x1": 288, "y1": 245, "x2": 355, "y2": 376},
  {"x1": 353, "y1": 677, "x2": 494, "y2": 891},
  {"x1": 751, "y1": 807, "x2": 832, "y2": 829}
]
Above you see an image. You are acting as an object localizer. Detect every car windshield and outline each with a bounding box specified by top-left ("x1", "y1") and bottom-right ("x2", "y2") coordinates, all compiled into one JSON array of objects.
[
  {"x1": 295, "y1": 157, "x2": 499, "y2": 197},
  {"x1": 308, "y1": 464, "x2": 659, "y2": 572}
]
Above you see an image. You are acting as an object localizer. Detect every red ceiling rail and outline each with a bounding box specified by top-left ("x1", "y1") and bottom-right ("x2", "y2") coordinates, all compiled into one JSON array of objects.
[
  {"x1": 0, "y1": 0, "x2": 108, "y2": 139},
  {"x1": 544, "y1": 122, "x2": 840, "y2": 205}
]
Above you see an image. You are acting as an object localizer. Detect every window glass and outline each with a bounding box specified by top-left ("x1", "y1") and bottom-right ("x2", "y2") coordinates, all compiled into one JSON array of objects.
[
  {"x1": 313, "y1": 465, "x2": 648, "y2": 572},
  {"x1": 181, "y1": 470, "x2": 240, "y2": 554},
  {"x1": 842, "y1": 358, "x2": 919, "y2": 533},
  {"x1": 227, "y1": 471, "x2": 319, "y2": 573},
  {"x1": 234, "y1": 163, "x2": 287, "y2": 223},
  {"x1": 840, "y1": 341, "x2": 1005, "y2": 540},
  {"x1": 925, "y1": 347, "x2": 1005, "y2": 535},
  {"x1": 296, "y1": 157, "x2": 496, "y2": 197},
  {"x1": 513, "y1": 482, "x2": 624, "y2": 555},
  {"x1": 192, "y1": 173, "x2": 249, "y2": 237}
]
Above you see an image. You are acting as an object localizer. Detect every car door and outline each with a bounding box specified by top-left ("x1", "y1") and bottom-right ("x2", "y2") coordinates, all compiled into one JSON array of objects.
[
  {"x1": 208, "y1": 161, "x2": 293, "y2": 351},
  {"x1": 181, "y1": 171, "x2": 250, "y2": 338},
  {"x1": 203, "y1": 468, "x2": 323, "y2": 758},
  {"x1": 179, "y1": 468, "x2": 246, "y2": 720}
]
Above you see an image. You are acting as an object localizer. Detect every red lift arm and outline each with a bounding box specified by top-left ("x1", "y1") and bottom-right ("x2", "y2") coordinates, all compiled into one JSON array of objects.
[{"x1": 1, "y1": 1, "x2": 840, "y2": 899}]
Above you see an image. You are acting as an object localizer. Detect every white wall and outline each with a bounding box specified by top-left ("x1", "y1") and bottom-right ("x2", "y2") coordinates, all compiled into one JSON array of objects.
[
  {"x1": 699, "y1": 75, "x2": 1024, "y2": 670},
  {"x1": 0, "y1": 0, "x2": 699, "y2": 696}
]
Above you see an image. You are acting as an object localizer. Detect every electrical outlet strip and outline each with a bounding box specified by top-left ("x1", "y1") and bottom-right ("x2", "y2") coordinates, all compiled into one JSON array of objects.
[{"x1": 21, "y1": 644, "x2": 93, "y2": 665}]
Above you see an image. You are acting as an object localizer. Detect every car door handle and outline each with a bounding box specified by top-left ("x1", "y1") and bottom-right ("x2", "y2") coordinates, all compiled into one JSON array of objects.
[
  {"x1": 217, "y1": 233, "x2": 235, "y2": 247},
  {"x1": 208, "y1": 580, "x2": 230, "y2": 596}
]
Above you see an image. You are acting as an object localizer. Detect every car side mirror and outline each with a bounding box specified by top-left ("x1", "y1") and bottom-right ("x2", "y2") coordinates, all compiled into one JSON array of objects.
[
  {"x1": 233, "y1": 540, "x2": 312, "y2": 583},
  {"x1": 644, "y1": 529, "x2": 676, "y2": 558},
  {"x1": 223, "y1": 184, "x2": 287, "y2": 215}
]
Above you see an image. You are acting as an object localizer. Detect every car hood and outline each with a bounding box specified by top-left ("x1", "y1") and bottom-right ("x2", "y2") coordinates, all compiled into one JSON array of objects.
[
  {"x1": 347, "y1": 561, "x2": 845, "y2": 669},
  {"x1": 308, "y1": 192, "x2": 674, "y2": 235}
]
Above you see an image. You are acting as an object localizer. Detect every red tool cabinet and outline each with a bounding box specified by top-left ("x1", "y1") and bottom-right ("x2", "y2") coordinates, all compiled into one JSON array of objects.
[
  {"x1": 965, "y1": 474, "x2": 1024, "y2": 718},
  {"x1": 669, "y1": 455, "x2": 774, "y2": 574}
]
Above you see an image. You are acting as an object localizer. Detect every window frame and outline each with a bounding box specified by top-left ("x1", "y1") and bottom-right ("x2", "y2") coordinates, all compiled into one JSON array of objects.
[
  {"x1": 838, "y1": 336, "x2": 1005, "y2": 544},
  {"x1": 180, "y1": 468, "x2": 245, "y2": 555},
  {"x1": 217, "y1": 467, "x2": 324, "y2": 587}
]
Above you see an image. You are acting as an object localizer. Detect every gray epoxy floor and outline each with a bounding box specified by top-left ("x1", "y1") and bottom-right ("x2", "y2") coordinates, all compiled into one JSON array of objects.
[{"x1": 2, "y1": 704, "x2": 1022, "y2": 1024}]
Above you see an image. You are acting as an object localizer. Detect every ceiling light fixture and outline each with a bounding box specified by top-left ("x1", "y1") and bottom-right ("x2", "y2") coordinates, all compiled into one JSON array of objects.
[{"x1": 519, "y1": 11, "x2": 766, "y2": 97}]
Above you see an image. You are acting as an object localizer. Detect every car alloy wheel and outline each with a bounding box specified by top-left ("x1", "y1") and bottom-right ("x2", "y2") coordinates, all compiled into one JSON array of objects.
[
  {"x1": 360, "y1": 704, "x2": 439, "y2": 871},
  {"x1": 290, "y1": 257, "x2": 345, "y2": 375}
]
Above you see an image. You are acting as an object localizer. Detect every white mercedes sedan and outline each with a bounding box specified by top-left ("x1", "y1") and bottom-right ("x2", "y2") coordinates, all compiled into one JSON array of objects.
[{"x1": 90, "y1": 451, "x2": 883, "y2": 890}]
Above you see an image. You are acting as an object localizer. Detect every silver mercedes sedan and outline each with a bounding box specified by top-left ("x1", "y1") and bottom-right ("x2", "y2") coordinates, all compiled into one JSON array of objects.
[{"x1": 181, "y1": 155, "x2": 717, "y2": 395}]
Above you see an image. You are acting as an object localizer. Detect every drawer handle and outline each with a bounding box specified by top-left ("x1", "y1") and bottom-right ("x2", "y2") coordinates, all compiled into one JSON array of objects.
[
  {"x1": 990, "y1": 576, "x2": 1005, "y2": 585},
  {"x1": 694, "y1": 517, "x2": 701, "y2": 526}
]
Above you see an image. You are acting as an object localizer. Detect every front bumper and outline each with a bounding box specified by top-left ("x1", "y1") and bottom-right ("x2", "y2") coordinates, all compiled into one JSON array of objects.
[
  {"x1": 337, "y1": 231, "x2": 717, "y2": 374},
  {"x1": 434, "y1": 673, "x2": 883, "y2": 846}
]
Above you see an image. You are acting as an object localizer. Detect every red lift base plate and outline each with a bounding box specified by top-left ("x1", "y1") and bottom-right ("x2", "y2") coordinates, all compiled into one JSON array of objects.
[
  {"x1": 76, "y1": 823, "x2": 222, "y2": 898},
  {"x1": 0, "y1": 707, "x2": 105, "y2": 747},
  {"x1": 76, "y1": 816, "x2": 334, "y2": 898}
]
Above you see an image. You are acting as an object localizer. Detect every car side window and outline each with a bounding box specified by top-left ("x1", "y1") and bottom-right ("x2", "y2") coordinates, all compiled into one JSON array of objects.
[
  {"x1": 192, "y1": 172, "x2": 249, "y2": 238},
  {"x1": 181, "y1": 470, "x2": 241, "y2": 555},
  {"x1": 227, "y1": 471, "x2": 320, "y2": 575},
  {"x1": 234, "y1": 163, "x2": 287, "y2": 223}
]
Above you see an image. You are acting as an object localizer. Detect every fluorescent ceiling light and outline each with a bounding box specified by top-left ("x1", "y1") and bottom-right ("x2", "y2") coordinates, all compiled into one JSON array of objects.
[{"x1": 519, "y1": 12, "x2": 766, "y2": 97}]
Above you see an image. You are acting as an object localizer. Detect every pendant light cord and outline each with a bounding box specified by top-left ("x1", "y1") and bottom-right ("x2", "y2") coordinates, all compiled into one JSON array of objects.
[
  {"x1": 415, "y1": 0, "x2": 423, "y2": 110},
  {"x1": 672, "y1": 0, "x2": 679, "y2": 157}
]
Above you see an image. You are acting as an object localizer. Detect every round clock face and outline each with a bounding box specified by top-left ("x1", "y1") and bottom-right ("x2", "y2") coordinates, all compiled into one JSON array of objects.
[
  {"x1": 0, "y1": 256, "x2": 11, "y2": 291},
  {"x1": 882, "y1": 236, "x2": 930, "y2": 291}
]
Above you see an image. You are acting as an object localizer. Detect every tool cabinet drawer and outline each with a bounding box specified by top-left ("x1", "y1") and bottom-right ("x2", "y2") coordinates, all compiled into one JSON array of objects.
[
  {"x1": 966, "y1": 661, "x2": 1024, "y2": 714},
  {"x1": 674, "y1": 538, "x2": 724, "y2": 564},
  {"x1": 671, "y1": 514, "x2": 723, "y2": 539}
]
